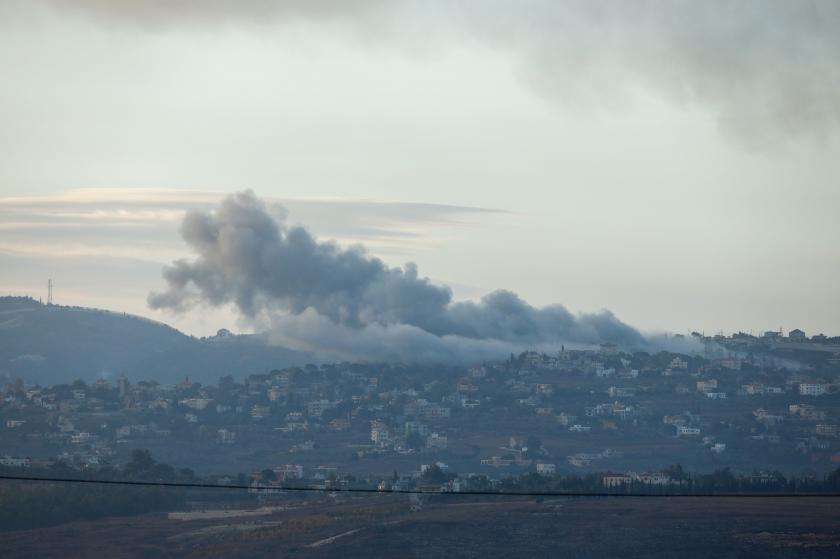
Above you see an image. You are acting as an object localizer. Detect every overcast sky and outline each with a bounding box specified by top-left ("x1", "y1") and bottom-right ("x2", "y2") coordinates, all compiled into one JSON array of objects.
[{"x1": 1, "y1": 0, "x2": 839, "y2": 338}]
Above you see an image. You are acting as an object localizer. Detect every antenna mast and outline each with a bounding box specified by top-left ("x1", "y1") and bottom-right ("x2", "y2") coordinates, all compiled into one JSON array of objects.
[{"x1": 47, "y1": 279, "x2": 53, "y2": 305}]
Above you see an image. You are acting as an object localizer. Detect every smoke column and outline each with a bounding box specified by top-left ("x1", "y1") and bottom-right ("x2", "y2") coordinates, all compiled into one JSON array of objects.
[{"x1": 149, "y1": 191, "x2": 647, "y2": 362}]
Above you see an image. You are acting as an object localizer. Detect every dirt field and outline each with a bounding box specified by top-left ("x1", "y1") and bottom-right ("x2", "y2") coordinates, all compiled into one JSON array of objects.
[{"x1": 2, "y1": 495, "x2": 839, "y2": 558}]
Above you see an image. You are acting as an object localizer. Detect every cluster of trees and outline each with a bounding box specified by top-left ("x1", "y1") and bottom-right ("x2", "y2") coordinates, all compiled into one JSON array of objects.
[
  {"x1": 477, "y1": 464, "x2": 840, "y2": 495},
  {"x1": 0, "y1": 450, "x2": 191, "y2": 531},
  {"x1": 5, "y1": 449, "x2": 840, "y2": 532},
  {"x1": 409, "y1": 462, "x2": 840, "y2": 495}
]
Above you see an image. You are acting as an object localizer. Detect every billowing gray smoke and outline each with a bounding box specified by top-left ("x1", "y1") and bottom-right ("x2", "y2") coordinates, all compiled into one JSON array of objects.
[{"x1": 149, "y1": 191, "x2": 645, "y2": 362}]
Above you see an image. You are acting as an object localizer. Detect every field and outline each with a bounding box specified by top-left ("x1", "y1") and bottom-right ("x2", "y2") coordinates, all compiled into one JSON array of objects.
[{"x1": 1, "y1": 493, "x2": 839, "y2": 558}]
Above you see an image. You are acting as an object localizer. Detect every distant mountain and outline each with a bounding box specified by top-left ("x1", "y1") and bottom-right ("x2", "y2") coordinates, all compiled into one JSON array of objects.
[{"x1": 0, "y1": 297, "x2": 312, "y2": 384}]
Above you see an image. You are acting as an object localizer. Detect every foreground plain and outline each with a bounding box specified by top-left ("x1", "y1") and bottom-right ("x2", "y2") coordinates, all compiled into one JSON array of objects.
[{"x1": 1, "y1": 494, "x2": 839, "y2": 558}]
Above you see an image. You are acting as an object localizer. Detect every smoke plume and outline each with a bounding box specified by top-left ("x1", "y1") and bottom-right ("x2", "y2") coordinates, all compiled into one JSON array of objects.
[{"x1": 149, "y1": 191, "x2": 645, "y2": 362}]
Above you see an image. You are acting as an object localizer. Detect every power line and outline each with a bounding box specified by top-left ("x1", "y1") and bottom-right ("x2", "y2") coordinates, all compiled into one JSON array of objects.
[{"x1": 1, "y1": 475, "x2": 839, "y2": 498}]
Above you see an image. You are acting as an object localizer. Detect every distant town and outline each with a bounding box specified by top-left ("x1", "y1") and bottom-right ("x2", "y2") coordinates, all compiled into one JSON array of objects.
[{"x1": 3, "y1": 321, "x2": 840, "y2": 496}]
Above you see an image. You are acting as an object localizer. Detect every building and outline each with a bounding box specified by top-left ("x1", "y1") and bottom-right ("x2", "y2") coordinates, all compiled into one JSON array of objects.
[
  {"x1": 608, "y1": 387, "x2": 635, "y2": 398},
  {"x1": 556, "y1": 413, "x2": 577, "y2": 426},
  {"x1": 306, "y1": 399, "x2": 333, "y2": 418},
  {"x1": 70, "y1": 432, "x2": 92, "y2": 444},
  {"x1": 816, "y1": 424, "x2": 839, "y2": 437},
  {"x1": 718, "y1": 357, "x2": 741, "y2": 370},
  {"x1": 741, "y1": 383, "x2": 765, "y2": 396},
  {"x1": 180, "y1": 397, "x2": 212, "y2": 410},
  {"x1": 420, "y1": 402, "x2": 451, "y2": 420},
  {"x1": 603, "y1": 473, "x2": 633, "y2": 488},
  {"x1": 117, "y1": 376, "x2": 129, "y2": 398},
  {"x1": 404, "y1": 421, "x2": 429, "y2": 437},
  {"x1": 217, "y1": 428, "x2": 236, "y2": 444},
  {"x1": 635, "y1": 471, "x2": 672, "y2": 485},
  {"x1": 370, "y1": 420, "x2": 390, "y2": 445},
  {"x1": 480, "y1": 456, "x2": 513, "y2": 468},
  {"x1": 536, "y1": 463, "x2": 556, "y2": 475},
  {"x1": 599, "y1": 343, "x2": 618, "y2": 355},
  {"x1": 663, "y1": 415, "x2": 687, "y2": 427},
  {"x1": 250, "y1": 405, "x2": 270, "y2": 419},
  {"x1": 696, "y1": 379, "x2": 718, "y2": 393},
  {"x1": 0, "y1": 456, "x2": 30, "y2": 468},
  {"x1": 329, "y1": 418, "x2": 350, "y2": 430},
  {"x1": 788, "y1": 328, "x2": 807, "y2": 341},
  {"x1": 677, "y1": 426, "x2": 700, "y2": 437},
  {"x1": 669, "y1": 357, "x2": 689, "y2": 370},
  {"x1": 426, "y1": 433, "x2": 448, "y2": 450},
  {"x1": 799, "y1": 383, "x2": 827, "y2": 396},
  {"x1": 273, "y1": 464, "x2": 304, "y2": 481}
]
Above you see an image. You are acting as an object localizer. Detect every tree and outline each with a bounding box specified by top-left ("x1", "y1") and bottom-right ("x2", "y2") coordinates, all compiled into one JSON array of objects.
[
  {"x1": 826, "y1": 466, "x2": 840, "y2": 490},
  {"x1": 260, "y1": 469, "x2": 277, "y2": 482},
  {"x1": 664, "y1": 463, "x2": 685, "y2": 481},
  {"x1": 467, "y1": 475, "x2": 492, "y2": 492},
  {"x1": 218, "y1": 375, "x2": 235, "y2": 388},
  {"x1": 524, "y1": 436, "x2": 543, "y2": 459},
  {"x1": 406, "y1": 431, "x2": 424, "y2": 450},
  {"x1": 124, "y1": 449, "x2": 155, "y2": 476},
  {"x1": 421, "y1": 464, "x2": 451, "y2": 484}
]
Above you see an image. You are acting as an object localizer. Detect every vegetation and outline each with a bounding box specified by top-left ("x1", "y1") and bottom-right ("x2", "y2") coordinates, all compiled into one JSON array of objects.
[{"x1": 0, "y1": 450, "x2": 188, "y2": 531}]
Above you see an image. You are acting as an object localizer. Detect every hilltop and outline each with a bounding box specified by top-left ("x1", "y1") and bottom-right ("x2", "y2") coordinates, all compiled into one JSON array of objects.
[{"x1": 0, "y1": 297, "x2": 311, "y2": 384}]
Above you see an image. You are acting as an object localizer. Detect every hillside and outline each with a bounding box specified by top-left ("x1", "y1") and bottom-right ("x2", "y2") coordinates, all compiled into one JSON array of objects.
[{"x1": 0, "y1": 297, "x2": 311, "y2": 384}]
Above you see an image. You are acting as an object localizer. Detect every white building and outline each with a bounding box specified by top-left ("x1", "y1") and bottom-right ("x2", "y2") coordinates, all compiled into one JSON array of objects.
[
  {"x1": 603, "y1": 473, "x2": 633, "y2": 487},
  {"x1": 635, "y1": 472, "x2": 672, "y2": 485},
  {"x1": 71, "y1": 432, "x2": 92, "y2": 444},
  {"x1": 569, "y1": 424, "x2": 592, "y2": 433},
  {"x1": 677, "y1": 426, "x2": 701, "y2": 437},
  {"x1": 669, "y1": 357, "x2": 689, "y2": 370},
  {"x1": 273, "y1": 464, "x2": 304, "y2": 480},
  {"x1": 0, "y1": 456, "x2": 30, "y2": 467},
  {"x1": 217, "y1": 428, "x2": 236, "y2": 444},
  {"x1": 426, "y1": 433, "x2": 448, "y2": 450},
  {"x1": 180, "y1": 397, "x2": 212, "y2": 410},
  {"x1": 800, "y1": 383, "x2": 827, "y2": 396},
  {"x1": 307, "y1": 399, "x2": 334, "y2": 418},
  {"x1": 404, "y1": 421, "x2": 429, "y2": 437},
  {"x1": 371, "y1": 420, "x2": 390, "y2": 445}
]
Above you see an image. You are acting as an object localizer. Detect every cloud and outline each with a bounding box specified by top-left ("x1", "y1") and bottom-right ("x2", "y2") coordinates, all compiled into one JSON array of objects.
[
  {"x1": 0, "y1": 188, "x2": 497, "y2": 259},
  {"x1": 467, "y1": 0, "x2": 840, "y2": 145},
  {"x1": 22, "y1": 0, "x2": 840, "y2": 144},
  {"x1": 149, "y1": 191, "x2": 646, "y2": 362},
  {"x1": 31, "y1": 0, "x2": 387, "y2": 29}
]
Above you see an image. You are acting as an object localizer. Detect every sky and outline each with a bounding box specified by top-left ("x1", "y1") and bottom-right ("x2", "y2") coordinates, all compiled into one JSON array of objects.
[{"x1": 1, "y1": 0, "x2": 839, "y2": 341}]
